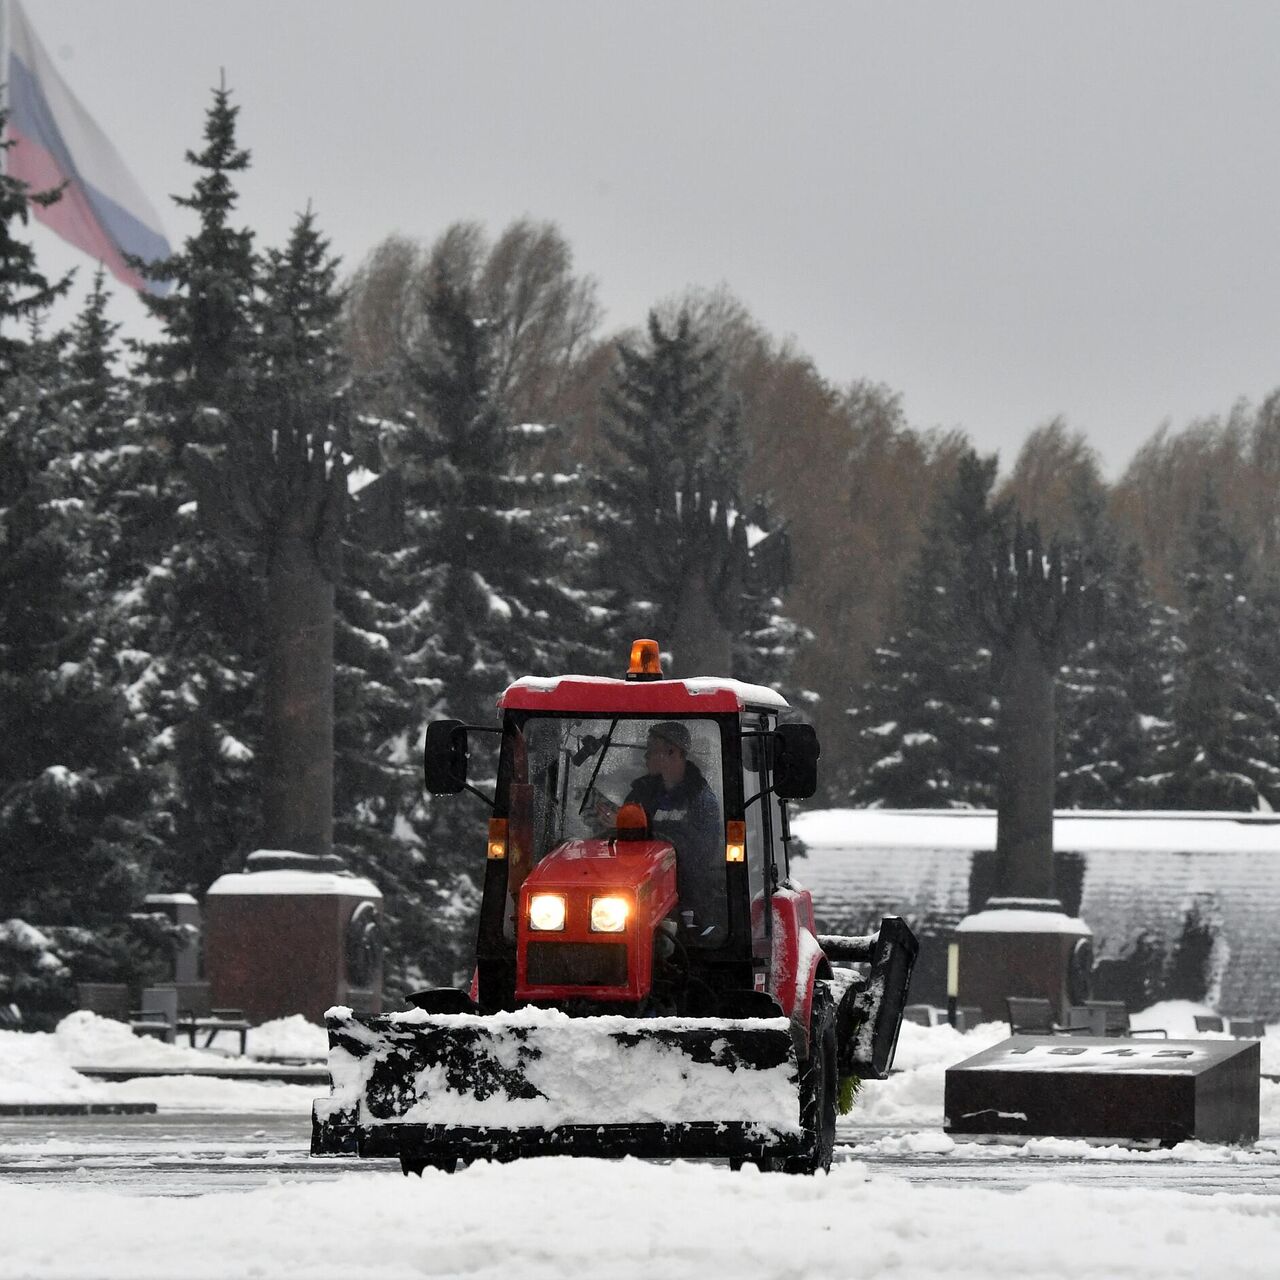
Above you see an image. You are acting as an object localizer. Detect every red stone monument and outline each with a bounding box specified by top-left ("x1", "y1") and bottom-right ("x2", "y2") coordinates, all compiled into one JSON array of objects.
[
  {"x1": 952, "y1": 896, "x2": 1093, "y2": 1024},
  {"x1": 204, "y1": 851, "x2": 383, "y2": 1024}
]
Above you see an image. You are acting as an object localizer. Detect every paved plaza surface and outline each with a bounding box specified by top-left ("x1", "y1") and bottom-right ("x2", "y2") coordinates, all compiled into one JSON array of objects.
[{"x1": 5, "y1": 1111, "x2": 1280, "y2": 1197}]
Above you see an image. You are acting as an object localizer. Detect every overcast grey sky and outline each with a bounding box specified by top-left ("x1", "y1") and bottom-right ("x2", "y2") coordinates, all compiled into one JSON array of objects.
[{"x1": 21, "y1": 0, "x2": 1280, "y2": 475}]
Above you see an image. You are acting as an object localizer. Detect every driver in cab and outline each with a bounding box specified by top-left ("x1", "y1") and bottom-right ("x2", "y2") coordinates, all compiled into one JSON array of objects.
[{"x1": 595, "y1": 722, "x2": 724, "y2": 933}]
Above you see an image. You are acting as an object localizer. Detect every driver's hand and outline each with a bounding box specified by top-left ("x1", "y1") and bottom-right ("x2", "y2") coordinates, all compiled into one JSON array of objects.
[{"x1": 593, "y1": 798, "x2": 619, "y2": 826}]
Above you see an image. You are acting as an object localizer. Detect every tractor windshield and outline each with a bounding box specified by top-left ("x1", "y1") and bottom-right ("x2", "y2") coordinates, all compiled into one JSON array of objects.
[{"x1": 505, "y1": 715, "x2": 727, "y2": 938}]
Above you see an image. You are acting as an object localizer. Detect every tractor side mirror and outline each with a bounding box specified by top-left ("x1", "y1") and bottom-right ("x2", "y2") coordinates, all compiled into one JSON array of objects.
[
  {"x1": 424, "y1": 719, "x2": 468, "y2": 794},
  {"x1": 773, "y1": 723, "x2": 820, "y2": 799}
]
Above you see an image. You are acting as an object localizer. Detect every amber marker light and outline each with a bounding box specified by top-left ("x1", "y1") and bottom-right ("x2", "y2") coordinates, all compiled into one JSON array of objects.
[
  {"x1": 626, "y1": 638, "x2": 663, "y2": 679},
  {"x1": 725, "y1": 820, "x2": 746, "y2": 863},
  {"x1": 528, "y1": 893, "x2": 567, "y2": 932},
  {"x1": 487, "y1": 818, "x2": 509, "y2": 860}
]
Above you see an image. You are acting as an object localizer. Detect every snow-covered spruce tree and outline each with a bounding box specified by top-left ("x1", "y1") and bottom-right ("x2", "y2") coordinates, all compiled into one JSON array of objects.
[
  {"x1": 383, "y1": 264, "x2": 602, "y2": 983},
  {"x1": 62, "y1": 269, "x2": 155, "y2": 616},
  {"x1": 1055, "y1": 509, "x2": 1174, "y2": 807},
  {"x1": 333, "y1": 522, "x2": 435, "y2": 999},
  {"x1": 0, "y1": 329, "x2": 156, "y2": 929},
  {"x1": 1245, "y1": 566, "x2": 1280, "y2": 807},
  {"x1": 1155, "y1": 482, "x2": 1280, "y2": 809},
  {"x1": 0, "y1": 107, "x2": 68, "y2": 376},
  {"x1": 594, "y1": 309, "x2": 801, "y2": 682},
  {"x1": 0, "y1": 164, "x2": 161, "y2": 1014},
  {"x1": 126, "y1": 84, "x2": 262, "y2": 893},
  {"x1": 64, "y1": 268, "x2": 121, "y2": 434},
  {"x1": 847, "y1": 449, "x2": 1001, "y2": 807},
  {"x1": 710, "y1": 402, "x2": 810, "y2": 693}
]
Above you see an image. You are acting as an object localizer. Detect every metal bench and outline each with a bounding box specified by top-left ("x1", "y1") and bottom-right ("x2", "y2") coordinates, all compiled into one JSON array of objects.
[
  {"x1": 1006, "y1": 996, "x2": 1091, "y2": 1035},
  {"x1": 177, "y1": 1009, "x2": 250, "y2": 1055},
  {"x1": 903, "y1": 1003, "x2": 943, "y2": 1027},
  {"x1": 1066, "y1": 1000, "x2": 1167, "y2": 1038},
  {"x1": 128, "y1": 1009, "x2": 172, "y2": 1041},
  {"x1": 1229, "y1": 1018, "x2": 1266, "y2": 1039}
]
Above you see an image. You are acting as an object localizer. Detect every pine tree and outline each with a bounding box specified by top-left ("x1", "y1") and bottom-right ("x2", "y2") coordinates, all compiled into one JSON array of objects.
[
  {"x1": 847, "y1": 450, "x2": 1000, "y2": 807},
  {"x1": 123, "y1": 85, "x2": 262, "y2": 893},
  {"x1": 594, "y1": 310, "x2": 799, "y2": 681},
  {"x1": 0, "y1": 111, "x2": 158, "y2": 950},
  {"x1": 0, "y1": 112, "x2": 70, "y2": 382},
  {"x1": 1245, "y1": 566, "x2": 1280, "y2": 811},
  {"x1": 64, "y1": 268, "x2": 120, "y2": 432},
  {"x1": 1156, "y1": 482, "x2": 1280, "y2": 809},
  {"x1": 137, "y1": 81, "x2": 256, "y2": 445},
  {"x1": 381, "y1": 264, "x2": 603, "y2": 982},
  {"x1": 332, "y1": 530, "x2": 434, "y2": 996},
  {"x1": 0, "y1": 298, "x2": 156, "y2": 959},
  {"x1": 1055, "y1": 482, "x2": 1173, "y2": 807}
]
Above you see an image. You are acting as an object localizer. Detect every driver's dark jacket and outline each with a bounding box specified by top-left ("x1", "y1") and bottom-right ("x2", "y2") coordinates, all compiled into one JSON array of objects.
[{"x1": 623, "y1": 762, "x2": 723, "y2": 924}]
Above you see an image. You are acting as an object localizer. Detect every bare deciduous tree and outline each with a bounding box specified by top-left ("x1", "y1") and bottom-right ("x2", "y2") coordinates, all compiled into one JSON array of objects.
[{"x1": 344, "y1": 219, "x2": 603, "y2": 438}]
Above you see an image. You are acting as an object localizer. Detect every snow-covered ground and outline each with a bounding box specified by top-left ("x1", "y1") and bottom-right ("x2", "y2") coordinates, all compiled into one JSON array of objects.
[
  {"x1": 4, "y1": 1011, "x2": 1280, "y2": 1277},
  {"x1": 0, "y1": 1012, "x2": 324, "y2": 1112},
  {"x1": 3, "y1": 1153, "x2": 1280, "y2": 1279}
]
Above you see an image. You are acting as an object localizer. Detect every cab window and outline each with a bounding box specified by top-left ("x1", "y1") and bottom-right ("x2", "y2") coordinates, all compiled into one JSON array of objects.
[{"x1": 504, "y1": 716, "x2": 726, "y2": 935}]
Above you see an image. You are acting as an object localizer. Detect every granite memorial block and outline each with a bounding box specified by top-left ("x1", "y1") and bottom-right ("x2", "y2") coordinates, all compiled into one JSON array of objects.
[{"x1": 945, "y1": 1035, "x2": 1259, "y2": 1145}]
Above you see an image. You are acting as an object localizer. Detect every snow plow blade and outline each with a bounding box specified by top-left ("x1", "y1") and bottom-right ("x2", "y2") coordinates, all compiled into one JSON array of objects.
[
  {"x1": 821, "y1": 916, "x2": 920, "y2": 1080},
  {"x1": 311, "y1": 1006, "x2": 803, "y2": 1164}
]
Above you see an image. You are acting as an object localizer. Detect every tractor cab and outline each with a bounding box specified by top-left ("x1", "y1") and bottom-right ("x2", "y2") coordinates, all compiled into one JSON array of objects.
[{"x1": 424, "y1": 640, "x2": 820, "y2": 1017}]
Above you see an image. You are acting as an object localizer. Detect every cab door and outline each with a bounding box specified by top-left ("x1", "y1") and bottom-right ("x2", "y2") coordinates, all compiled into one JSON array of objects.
[{"x1": 741, "y1": 711, "x2": 782, "y2": 958}]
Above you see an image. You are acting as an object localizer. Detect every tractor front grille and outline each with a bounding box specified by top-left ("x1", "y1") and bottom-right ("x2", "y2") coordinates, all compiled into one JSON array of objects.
[{"x1": 527, "y1": 941, "x2": 628, "y2": 987}]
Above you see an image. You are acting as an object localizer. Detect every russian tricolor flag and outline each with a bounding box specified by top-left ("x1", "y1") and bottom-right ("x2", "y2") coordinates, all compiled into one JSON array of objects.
[{"x1": 5, "y1": 0, "x2": 171, "y2": 293}]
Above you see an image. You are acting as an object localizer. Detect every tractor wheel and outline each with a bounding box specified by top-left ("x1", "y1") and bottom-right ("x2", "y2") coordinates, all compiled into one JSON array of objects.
[
  {"x1": 783, "y1": 981, "x2": 837, "y2": 1175},
  {"x1": 400, "y1": 1155, "x2": 458, "y2": 1176}
]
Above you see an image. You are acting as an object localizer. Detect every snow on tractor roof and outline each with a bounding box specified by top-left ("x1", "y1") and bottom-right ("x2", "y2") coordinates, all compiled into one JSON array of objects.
[
  {"x1": 500, "y1": 674, "x2": 789, "y2": 714},
  {"x1": 207, "y1": 869, "x2": 382, "y2": 898}
]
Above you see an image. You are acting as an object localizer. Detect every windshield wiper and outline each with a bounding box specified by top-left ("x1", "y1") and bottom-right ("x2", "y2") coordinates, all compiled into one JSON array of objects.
[{"x1": 577, "y1": 718, "x2": 619, "y2": 816}]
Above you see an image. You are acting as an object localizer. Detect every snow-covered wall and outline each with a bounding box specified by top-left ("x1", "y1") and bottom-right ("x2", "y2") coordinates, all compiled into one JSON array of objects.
[{"x1": 793, "y1": 809, "x2": 1280, "y2": 1017}]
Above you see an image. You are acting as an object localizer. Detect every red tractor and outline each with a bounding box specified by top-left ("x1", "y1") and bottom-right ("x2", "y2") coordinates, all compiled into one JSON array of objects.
[{"x1": 313, "y1": 641, "x2": 917, "y2": 1174}]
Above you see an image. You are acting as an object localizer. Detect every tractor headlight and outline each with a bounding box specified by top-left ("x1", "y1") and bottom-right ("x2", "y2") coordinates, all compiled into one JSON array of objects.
[
  {"x1": 590, "y1": 895, "x2": 630, "y2": 934},
  {"x1": 528, "y1": 893, "x2": 567, "y2": 932}
]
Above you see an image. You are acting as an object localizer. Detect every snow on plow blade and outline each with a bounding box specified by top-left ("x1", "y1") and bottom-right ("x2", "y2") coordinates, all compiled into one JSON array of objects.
[{"x1": 312, "y1": 1006, "x2": 803, "y2": 1163}]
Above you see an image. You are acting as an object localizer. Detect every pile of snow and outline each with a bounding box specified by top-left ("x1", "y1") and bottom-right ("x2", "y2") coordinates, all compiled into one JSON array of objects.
[
  {"x1": 248, "y1": 1014, "x2": 327, "y2": 1061},
  {"x1": 4, "y1": 1158, "x2": 1280, "y2": 1279},
  {"x1": 0, "y1": 1026, "x2": 102, "y2": 1107},
  {"x1": 1128, "y1": 1001, "x2": 1280, "y2": 1073},
  {"x1": 56, "y1": 1009, "x2": 328, "y2": 1068},
  {"x1": 54, "y1": 1011, "x2": 223, "y2": 1069},
  {"x1": 0, "y1": 1014, "x2": 320, "y2": 1113},
  {"x1": 851, "y1": 1018, "x2": 1008, "y2": 1128}
]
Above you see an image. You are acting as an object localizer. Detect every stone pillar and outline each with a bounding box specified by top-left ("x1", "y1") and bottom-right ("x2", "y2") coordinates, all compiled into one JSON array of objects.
[
  {"x1": 204, "y1": 851, "x2": 383, "y2": 1024},
  {"x1": 994, "y1": 623, "x2": 1057, "y2": 899},
  {"x1": 952, "y1": 897, "x2": 1094, "y2": 1025},
  {"x1": 143, "y1": 892, "x2": 202, "y2": 984},
  {"x1": 263, "y1": 535, "x2": 335, "y2": 858}
]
